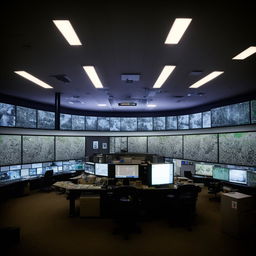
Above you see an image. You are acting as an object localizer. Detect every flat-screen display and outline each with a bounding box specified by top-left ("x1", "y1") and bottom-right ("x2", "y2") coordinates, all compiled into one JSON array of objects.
[
  {"x1": 8, "y1": 170, "x2": 21, "y2": 180},
  {"x1": 37, "y1": 168, "x2": 43, "y2": 175},
  {"x1": 95, "y1": 163, "x2": 108, "y2": 177},
  {"x1": 1, "y1": 166, "x2": 10, "y2": 172},
  {"x1": 29, "y1": 168, "x2": 37, "y2": 176},
  {"x1": 229, "y1": 169, "x2": 247, "y2": 184},
  {"x1": 43, "y1": 162, "x2": 52, "y2": 167},
  {"x1": 212, "y1": 166, "x2": 229, "y2": 181},
  {"x1": 21, "y1": 169, "x2": 29, "y2": 177},
  {"x1": 22, "y1": 164, "x2": 32, "y2": 169},
  {"x1": 247, "y1": 171, "x2": 256, "y2": 187},
  {"x1": 84, "y1": 162, "x2": 95, "y2": 174},
  {"x1": 151, "y1": 163, "x2": 174, "y2": 185},
  {"x1": 9, "y1": 165, "x2": 21, "y2": 171},
  {"x1": 195, "y1": 163, "x2": 213, "y2": 176},
  {"x1": 115, "y1": 164, "x2": 139, "y2": 178},
  {"x1": 32, "y1": 163, "x2": 42, "y2": 168}
]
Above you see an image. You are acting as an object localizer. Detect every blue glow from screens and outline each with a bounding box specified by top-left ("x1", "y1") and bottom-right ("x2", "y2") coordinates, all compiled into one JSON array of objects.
[
  {"x1": 1, "y1": 166, "x2": 10, "y2": 172},
  {"x1": 115, "y1": 165, "x2": 139, "y2": 178},
  {"x1": 21, "y1": 169, "x2": 29, "y2": 177},
  {"x1": 8, "y1": 170, "x2": 21, "y2": 180},
  {"x1": 37, "y1": 168, "x2": 43, "y2": 175},
  {"x1": 32, "y1": 163, "x2": 42, "y2": 168},
  {"x1": 29, "y1": 168, "x2": 37, "y2": 176},
  {"x1": 95, "y1": 163, "x2": 108, "y2": 176},
  {"x1": 10, "y1": 165, "x2": 21, "y2": 171},
  {"x1": 229, "y1": 169, "x2": 247, "y2": 184},
  {"x1": 151, "y1": 163, "x2": 174, "y2": 185}
]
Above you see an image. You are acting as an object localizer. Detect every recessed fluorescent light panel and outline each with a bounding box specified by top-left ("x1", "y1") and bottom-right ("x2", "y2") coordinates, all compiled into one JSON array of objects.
[
  {"x1": 147, "y1": 104, "x2": 156, "y2": 108},
  {"x1": 53, "y1": 20, "x2": 82, "y2": 46},
  {"x1": 153, "y1": 65, "x2": 176, "y2": 88},
  {"x1": 97, "y1": 104, "x2": 107, "y2": 107},
  {"x1": 189, "y1": 71, "x2": 224, "y2": 88},
  {"x1": 232, "y1": 46, "x2": 256, "y2": 60},
  {"x1": 82, "y1": 66, "x2": 103, "y2": 88},
  {"x1": 165, "y1": 18, "x2": 192, "y2": 44},
  {"x1": 14, "y1": 71, "x2": 53, "y2": 89}
]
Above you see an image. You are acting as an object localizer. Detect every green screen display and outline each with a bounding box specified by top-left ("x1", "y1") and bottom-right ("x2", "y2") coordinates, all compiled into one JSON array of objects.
[{"x1": 212, "y1": 166, "x2": 229, "y2": 181}]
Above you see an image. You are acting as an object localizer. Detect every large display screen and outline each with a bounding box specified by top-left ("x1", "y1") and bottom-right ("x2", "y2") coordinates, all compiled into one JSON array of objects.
[
  {"x1": 247, "y1": 171, "x2": 256, "y2": 187},
  {"x1": 229, "y1": 169, "x2": 247, "y2": 184},
  {"x1": 95, "y1": 163, "x2": 108, "y2": 176},
  {"x1": 151, "y1": 163, "x2": 174, "y2": 185},
  {"x1": 115, "y1": 164, "x2": 139, "y2": 178},
  {"x1": 195, "y1": 163, "x2": 213, "y2": 176},
  {"x1": 212, "y1": 166, "x2": 229, "y2": 181}
]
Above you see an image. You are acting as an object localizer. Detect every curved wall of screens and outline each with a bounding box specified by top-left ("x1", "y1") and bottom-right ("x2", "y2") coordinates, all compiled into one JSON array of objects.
[{"x1": 0, "y1": 100, "x2": 256, "y2": 131}]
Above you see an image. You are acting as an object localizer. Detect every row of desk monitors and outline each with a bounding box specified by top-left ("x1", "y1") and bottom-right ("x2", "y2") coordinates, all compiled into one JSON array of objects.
[
  {"x1": 195, "y1": 163, "x2": 256, "y2": 187},
  {"x1": 85, "y1": 162, "x2": 174, "y2": 186},
  {"x1": 0, "y1": 160, "x2": 84, "y2": 182}
]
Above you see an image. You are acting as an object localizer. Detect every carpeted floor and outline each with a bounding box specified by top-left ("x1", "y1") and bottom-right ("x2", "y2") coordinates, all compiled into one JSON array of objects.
[{"x1": 0, "y1": 187, "x2": 255, "y2": 256}]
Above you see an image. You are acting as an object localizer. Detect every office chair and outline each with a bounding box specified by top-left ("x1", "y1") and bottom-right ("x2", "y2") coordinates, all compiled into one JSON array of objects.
[
  {"x1": 208, "y1": 181, "x2": 222, "y2": 201},
  {"x1": 111, "y1": 186, "x2": 141, "y2": 239},
  {"x1": 41, "y1": 170, "x2": 54, "y2": 192},
  {"x1": 171, "y1": 184, "x2": 201, "y2": 230}
]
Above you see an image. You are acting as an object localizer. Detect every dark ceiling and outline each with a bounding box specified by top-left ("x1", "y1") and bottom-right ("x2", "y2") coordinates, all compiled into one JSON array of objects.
[{"x1": 0, "y1": 1, "x2": 255, "y2": 113}]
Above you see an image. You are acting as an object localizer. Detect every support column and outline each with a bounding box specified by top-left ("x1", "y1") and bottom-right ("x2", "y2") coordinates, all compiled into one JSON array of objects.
[{"x1": 55, "y1": 92, "x2": 61, "y2": 130}]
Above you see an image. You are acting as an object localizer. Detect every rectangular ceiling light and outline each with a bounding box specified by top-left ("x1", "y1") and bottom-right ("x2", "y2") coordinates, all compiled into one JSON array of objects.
[
  {"x1": 165, "y1": 18, "x2": 192, "y2": 44},
  {"x1": 97, "y1": 104, "x2": 107, "y2": 107},
  {"x1": 14, "y1": 71, "x2": 53, "y2": 89},
  {"x1": 153, "y1": 65, "x2": 176, "y2": 88},
  {"x1": 82, "y1": 66, "x2": 103, "y2": 88},
  {"x1": 147, "y1": 104, "x2": 156, "y2": 108},
  {"x1": 232, "y1": 46, "x2": 256, "y2": 60},
  {"x1": 53, "y1": 20, "x2": 82, "y2": 46},
  {"x1": 189, "y1": 71, "x2": 224, "y2": 88}
]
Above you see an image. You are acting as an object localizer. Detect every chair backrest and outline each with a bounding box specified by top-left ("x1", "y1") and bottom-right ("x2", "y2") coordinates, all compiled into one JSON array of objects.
[
  {"x1": 44, "y1": 170, "x2": 53, "y2": 179},
  {"x1": 176, "y1": 184, "x2": 201, "y2": 200}
]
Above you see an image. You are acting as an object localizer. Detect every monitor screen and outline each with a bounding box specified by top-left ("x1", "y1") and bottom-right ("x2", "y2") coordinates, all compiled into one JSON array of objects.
[
  {"x1": 22, "y1": 164, "x2": 32, "y2": 169},
  {"x1": 9, "y1": 165, "x2": 21, "y2": 171},
  {"x1": 151, "y1": 163, "x2": 174, "y2": 185},
  {"x1": 57, "y1": 166, "x2": 63, "y2": 172},
  {"x1": 95, "y1": 163, "x2": 108, "y2": 177},
  {"x1": 247, "y1": 171, "x2": 256, "y2": 187},
  {"x1": 42, "y1": 162, "x2": 52, "y2": 167},
  {"x1": 37, "y1": 168, "x2": 43, "y2": 175},
  {"x1": 212, "y1": 166, "x2": 229, "y2": 181},
  {"x1": 195, "y1": 163, "x2": 213, "y2": 176},
  {"x1": 115, "y1": 164, "x2": 139, "y2": 178},
  {"x1": 229, "y1": 169, "x2": 247, "y2": 184},
  {"x1": 8, "y1": 170, "x2": 21, "y2": 180},
  {"x1": 1, "y1": 166, "x2": 10, "y2": 172},
  {"x1": 84, "y1": 162, "x2": 95, "y2": 174},
  {"x1": 32, "y1": 163, "x2": 42, "y2": 168},
  {"x1": 21, "y1": 169, "x2": 29, "y2": 177},
  {"x1": 29, "y1": 168, "x2": 37, "y2": 176}
]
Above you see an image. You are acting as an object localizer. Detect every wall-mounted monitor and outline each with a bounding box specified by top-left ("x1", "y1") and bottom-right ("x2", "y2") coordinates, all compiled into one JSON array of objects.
[
  {"x1": 229, "y1": 169, "x2": 247, "y2": 184},
  {"x1": 95, "y1": 163, "x2": 108, "y2": 177},
  {"x1": 151, "y1": 163, "x2": 174, "y2": 185},
  {"x1": 84, "y1": 162, "x2": 95, "y2": 174},
  {"x1": 9, "y1": 165, "x2": 21, "y2": 171},
  {"x1": 115, "y1": 164, "x2": 139, "y2": 178},
  {"x1": 29, "y1": 168, "x2": 37, "y2": 176},
  {"x1": 32, "y1": 163, "x2": 42, "y2": 168},
  {"x1": 195, "y1": 163, "x2": 213, "y2": 176},
  {"x1": 1, "y1": 166, "x2": 10, "y2": 172}
]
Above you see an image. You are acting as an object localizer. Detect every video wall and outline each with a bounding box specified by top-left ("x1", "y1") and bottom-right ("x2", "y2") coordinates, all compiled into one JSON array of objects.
[{"x1": 1, "y1": 99, "x2": 256, "y2": 131}]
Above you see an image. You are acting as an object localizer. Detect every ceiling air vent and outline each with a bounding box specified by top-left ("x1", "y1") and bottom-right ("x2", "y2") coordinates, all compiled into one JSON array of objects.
[{"x1": 121, "y1": 74, "x2": 140, "y2": 83}]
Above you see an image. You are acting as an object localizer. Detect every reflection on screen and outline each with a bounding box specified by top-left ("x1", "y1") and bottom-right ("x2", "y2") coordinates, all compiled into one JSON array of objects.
[
  {"x1": 115, "y1": 165, "x2": 139, "y2": 178},
  {"x1": 229, "y1": 169, "x2": 247, "y2": 184},
  {"x1": 151, "y1": 163, "x2": 173, "y2": 185},
  {"x1": 95, "y1": 163, "x2": 108, "y2": 176}
]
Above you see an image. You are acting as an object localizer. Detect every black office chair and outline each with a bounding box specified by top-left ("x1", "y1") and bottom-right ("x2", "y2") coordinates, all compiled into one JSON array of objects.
[
  {"x1": 171, "y1": 184, "x2": 201, "y2": 230},
  {"x1": 208, "y1": 181, "x2": 222, "y2": 201},
  {"x1": 111, "y1": 186, "x2": 141, "y2": 239},
  {"x1": 41, "y1": 170, "x2": 54, "y2": 192}
]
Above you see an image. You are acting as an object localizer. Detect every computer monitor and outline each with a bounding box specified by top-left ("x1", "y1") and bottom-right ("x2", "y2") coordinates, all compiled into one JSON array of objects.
[
  {"x1": 151, "y1": 163, "x2": 174, "y2": 185},
  {"x1": 37, "y1": 168, "x2": 43, "y2": 175},
  {"x1": 9, "y1": 165, "x2": 21, "y2": 171},
  {"x1": 29, "y1": 168, "x2": 37, "y2": 176},
  {"x1": 95, "y1": 163, "x2": 108, "y2": 177},
  {"x1": 8, "y1": 170, "x2": 21, "y2": 180},
  {"x1": 229, "y1": 169, "x2": 247, "y2": 185},
  {"x1": 212, "y1": 166, "x2": 229, "y2": 181},
  {"x1": 1, "y1": 166, "x2": 10, "y2": 172},
  {"x1": 21, "y1": 169, "x2": 29, "y2": 177},
  {"x1": 84, "y1": 162, "x2": 95, "y2": 174},
  {"x1": 115, "y1": 164, "x2": 139, "y2": 178},
  {"x1": 247, "y1": 171, "x2": 256, "y2": 187},
  {"x1": 195, "y1": 163, "x2": 213, "y2": 176}
]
